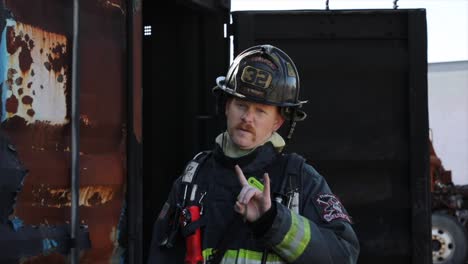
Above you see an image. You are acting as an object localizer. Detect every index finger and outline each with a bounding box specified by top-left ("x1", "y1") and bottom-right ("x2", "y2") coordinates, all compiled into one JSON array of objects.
[{"x1": 235, "y1": 165, "x2": 249, "y2": 186}]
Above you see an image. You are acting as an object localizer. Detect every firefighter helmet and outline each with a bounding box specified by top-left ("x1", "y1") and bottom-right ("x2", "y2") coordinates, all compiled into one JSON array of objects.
[{"x1": 214, "y1": 44, "x2": 307, "y2": 121}]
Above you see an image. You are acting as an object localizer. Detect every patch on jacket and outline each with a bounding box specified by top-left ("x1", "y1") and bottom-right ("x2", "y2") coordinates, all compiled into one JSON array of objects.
[{"x1": 315, "y1": 194, "x2": 352, "y2": 223}]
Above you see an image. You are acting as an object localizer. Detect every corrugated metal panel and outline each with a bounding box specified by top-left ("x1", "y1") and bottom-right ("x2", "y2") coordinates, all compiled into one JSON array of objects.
[{"x1": 0, "y1": 0, "x2": 127, "y2": 263}]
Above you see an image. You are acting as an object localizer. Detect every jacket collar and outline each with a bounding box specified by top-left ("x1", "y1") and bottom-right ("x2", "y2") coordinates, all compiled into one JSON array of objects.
[
  {"x1": 215, "y1": 132, "x2": 285, "y2": 159},
  {"x1": 212, "y1": 141, "x2": 279, "y2": 174}
]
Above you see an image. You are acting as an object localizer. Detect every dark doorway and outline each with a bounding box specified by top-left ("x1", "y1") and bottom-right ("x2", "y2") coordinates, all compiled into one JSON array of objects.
[{"x1": 142, "y1": 1, "x2": 229, "y2": 261}]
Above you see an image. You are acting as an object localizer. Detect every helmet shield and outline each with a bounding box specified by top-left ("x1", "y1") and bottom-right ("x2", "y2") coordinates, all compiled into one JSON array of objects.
[{"x1": 215, "y1": 45, "x2": 307, "y2": 109}]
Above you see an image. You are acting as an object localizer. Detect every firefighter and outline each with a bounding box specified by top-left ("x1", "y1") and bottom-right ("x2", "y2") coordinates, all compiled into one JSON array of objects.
[{"x1": 147, "y1": 45, "x2": 360, "y2": 263}]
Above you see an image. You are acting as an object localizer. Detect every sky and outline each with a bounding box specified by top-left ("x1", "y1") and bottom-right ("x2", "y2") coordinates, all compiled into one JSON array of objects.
[{"x1": 231, "y1": 0, "x2": 468, "y2": 63}]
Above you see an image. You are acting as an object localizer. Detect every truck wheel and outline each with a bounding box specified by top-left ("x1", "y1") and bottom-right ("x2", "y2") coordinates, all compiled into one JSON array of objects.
[{"x1": 432, "y1": 213, "x2": 468, "y2": 264}]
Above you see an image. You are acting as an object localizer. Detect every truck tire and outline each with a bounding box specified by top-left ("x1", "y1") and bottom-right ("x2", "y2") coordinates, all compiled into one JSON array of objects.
[{"x1": 432, "y1": 212, "x2": 468, "y2": 264}]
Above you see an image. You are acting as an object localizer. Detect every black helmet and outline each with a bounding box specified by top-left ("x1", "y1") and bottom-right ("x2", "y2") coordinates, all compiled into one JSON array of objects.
[{"x1": 214, "y1": 44, "x2": 307, "y2": 121}]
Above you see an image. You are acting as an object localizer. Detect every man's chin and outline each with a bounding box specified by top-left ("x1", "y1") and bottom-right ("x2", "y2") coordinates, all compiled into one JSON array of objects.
[
  {"x1": 232, "y1": 137, "x2": 254, "y2": 150},
  {"x1": 237, "y1": 144, "x2": 253, "y2": 150}
]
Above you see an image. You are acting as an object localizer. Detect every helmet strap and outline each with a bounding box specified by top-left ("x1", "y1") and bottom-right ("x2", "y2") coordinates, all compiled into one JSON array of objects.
[{"x1": 286, "y1": 109, "x2": 298, "y2": 142}]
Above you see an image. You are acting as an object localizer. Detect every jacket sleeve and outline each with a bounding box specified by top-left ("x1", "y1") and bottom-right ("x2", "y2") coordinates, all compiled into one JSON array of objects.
[
  {"x1": 259, "y1": 164, "x2": 360, "y2": 263},
  {"x1": 147, "y1": 178, "x2": 185, "y2": 264}
]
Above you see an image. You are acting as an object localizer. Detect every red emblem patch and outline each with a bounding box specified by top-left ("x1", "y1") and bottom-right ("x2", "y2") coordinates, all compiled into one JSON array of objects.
[{"x1": 315, "y1": 194, "x2": 352, "y2": 223}]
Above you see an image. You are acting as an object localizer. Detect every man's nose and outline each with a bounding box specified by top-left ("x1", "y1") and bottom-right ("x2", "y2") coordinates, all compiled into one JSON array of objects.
[{"x1": 241, "y1": 109, "x2": 254, "y2": 123}]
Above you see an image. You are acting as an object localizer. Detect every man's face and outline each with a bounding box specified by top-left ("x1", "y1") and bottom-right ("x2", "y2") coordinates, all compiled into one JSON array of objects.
[{"x1": 225, "y1": 97, "x2": 285, "y2": 150}]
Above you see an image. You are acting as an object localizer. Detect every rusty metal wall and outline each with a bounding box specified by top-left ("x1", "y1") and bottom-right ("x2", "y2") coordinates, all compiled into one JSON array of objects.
[{"x1": 0, "y1": 0, "x2": 127, "y2": 263}]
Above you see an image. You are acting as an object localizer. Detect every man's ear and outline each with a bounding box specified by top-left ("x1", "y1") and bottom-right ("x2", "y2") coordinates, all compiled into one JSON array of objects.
[{"x1": 273, "y1": 114, "x2": 285, "y2": 131}]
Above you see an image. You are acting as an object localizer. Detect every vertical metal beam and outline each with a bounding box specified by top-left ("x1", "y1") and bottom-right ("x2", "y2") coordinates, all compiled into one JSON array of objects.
[
  {"x1": 127, "y1": 0, "x2": 143, "y2": 263},
  {"x1": 407, "y1": 9, "x2": 431, "y2": 264},
  {"x1": 71, "y1": 0, "x2": 81, "y2": 262},
  {"x1": 127, "y1": 0, "x2": 136, "y2": 262}
]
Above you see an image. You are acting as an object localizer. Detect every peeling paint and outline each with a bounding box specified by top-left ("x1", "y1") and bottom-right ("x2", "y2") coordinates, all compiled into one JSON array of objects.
[
  {"x1": 0, "y1": 19, "x2": 68, "y2": 125},
  {"x1": 32, "y1": 185, "x2": 115, "y2": 208}
]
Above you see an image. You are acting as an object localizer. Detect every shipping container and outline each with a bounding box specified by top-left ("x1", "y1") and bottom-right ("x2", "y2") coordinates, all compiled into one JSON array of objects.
[
  {"x1": 0, "y1": 0, "x2": 140, "y2": 263},
  {"x1": 144, "y1": 2, "x2": 430, "y2": 264}
]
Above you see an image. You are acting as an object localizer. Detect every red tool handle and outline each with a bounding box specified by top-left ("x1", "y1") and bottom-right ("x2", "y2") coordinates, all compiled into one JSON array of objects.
[{"x1": 185, "y1": 206, "x2": 203, "y2": 264}]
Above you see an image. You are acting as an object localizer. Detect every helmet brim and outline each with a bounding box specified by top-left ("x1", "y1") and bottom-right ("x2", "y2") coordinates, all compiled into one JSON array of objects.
[
  {"x1": 215, "y1": 77, "x2": 307, "y2": 122},
  {"x1": 214, "y1": 76, "x2": 307, "y2": 109}
]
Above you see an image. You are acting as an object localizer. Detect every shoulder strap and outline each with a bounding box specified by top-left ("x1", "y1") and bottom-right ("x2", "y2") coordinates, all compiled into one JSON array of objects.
[
  {"x1": 179, "y1": 150, "x2": 212, "y2": 208},
  {"x1": 277, "y1": 153, "x2": 305, "y2": 214},
  {"x1": 285, "y1": 153, "x2": 305, "y2": 191},
  {"x1": 180, "y1": 150, "x2": 212, "y2": 184}
]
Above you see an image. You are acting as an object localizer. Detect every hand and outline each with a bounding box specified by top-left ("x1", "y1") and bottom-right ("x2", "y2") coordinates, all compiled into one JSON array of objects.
[{"x1": 234, "y1": 165, "x2": 271, "y2": 222}]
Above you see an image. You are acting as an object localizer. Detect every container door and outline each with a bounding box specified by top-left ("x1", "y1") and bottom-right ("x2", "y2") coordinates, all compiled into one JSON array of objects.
[
  {"x1": 232, "y1": 9, "x2": 430, "y2": 264},
  {"x1": 142, "y1": 0, "x2": 230, "y2": 261}
]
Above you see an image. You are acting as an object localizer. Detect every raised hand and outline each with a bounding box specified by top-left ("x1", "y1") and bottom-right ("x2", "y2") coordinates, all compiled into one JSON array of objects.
[{"x1": 234, "y1": 165, "x2": 271, "y2": 222}]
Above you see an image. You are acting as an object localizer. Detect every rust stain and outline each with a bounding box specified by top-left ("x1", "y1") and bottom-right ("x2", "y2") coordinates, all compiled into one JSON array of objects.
[
  {"x1": 6, "y1": 94, "x2": 19, "y2": 113},
  {"x1": 6, "y1": 25, "x2": 34, "y2": 72},
  {"x1": 3, "y1": 19, "x2": 68, "y2": 125},
  {"x1": 32, "y1": 185, "x2": 115, "y2": 208},
  {"x1": 6, "y1": 26, "x2": 19, "y2": 54},
  {"x1": 43, "y1": 61, "x2": 51, "y2": 71},
  {"x1": 22, "y1": 95, "x2": 33, "y2": 105},
  {"x1": 6, "y1": 68, "x2": 17, "y2": 90},
  {"x1": 47, "y1": 43, "x2": 67, "y2": 73},
  {"x1": 15, "y1": 76, "x2": 23, "y2": 85},
  {"x1": 27, "y1": 108, "x2": 35, "y2": 117},
  {"x1": 19, "y1": 41, "x2": 34, "y2": 72},
  {"x1": 29, "y1": 38, "x2": 35, "y2": 50}
]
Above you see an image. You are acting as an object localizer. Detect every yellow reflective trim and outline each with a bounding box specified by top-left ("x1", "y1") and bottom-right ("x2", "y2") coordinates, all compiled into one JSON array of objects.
[
  {"x1": 274, "y1": 213, "x2": 311, "y2": 262},
  {"x1": 202, "y1": 248, "x2": 284, "y2": 263},
  {"x1": 276, "y1": 212, "x2": 299, "y2": 252},
  {"x1": 233, "y1": 248, "x2": 263, "y2": 260},
  {"x1": 203, "y1": 248, "x2": 214, "y2": 260}
]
